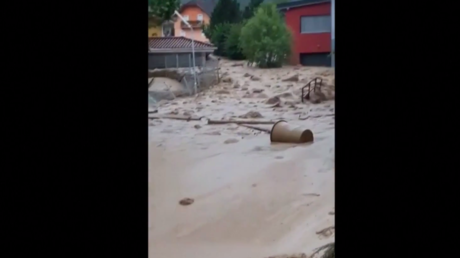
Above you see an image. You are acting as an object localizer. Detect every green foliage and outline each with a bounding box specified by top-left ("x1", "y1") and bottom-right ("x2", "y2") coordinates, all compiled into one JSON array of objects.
[
  {"x1": 202, "y1": 23, "x2": 213, "y2": 40},
  {"x1": 242, "y1": 0, "x2": 264, "y2": 20},
  {"x1": 210, "y1": 23, "x2": 232, "y2": 56},
  {"x1": 269, "y1": 0, "x2": 290, "y2": 4},
  {"x1": 225, "y1": 22, "x2": 246, "y2": 60},
  {"x1": 210, "y1": 0, "x2": 241, "y2": 31},
  {"x1": 148, "y1": 0, "x2": 180, "y2": 27},
  {"x1": 240, "y1": 4, "x2": 292, "y2": 68}
]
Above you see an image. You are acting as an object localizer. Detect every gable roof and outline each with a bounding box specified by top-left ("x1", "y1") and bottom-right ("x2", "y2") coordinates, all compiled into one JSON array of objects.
[
  {"x1": 179, "y1": 0, "x2": 217, "y2": 16},
  {"x1": 148, "y1": 37, "x2": 216, "y2": 53},
  {"x1": 277, "y1": 0, "x2": 330, "y2": 11}
]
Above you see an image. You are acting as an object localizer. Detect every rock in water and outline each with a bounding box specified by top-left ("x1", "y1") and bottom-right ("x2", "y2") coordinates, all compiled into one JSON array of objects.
[
  {"x1": 239, "y1": 111, "x2": 263, "y2": 118},
  {"x1": 216, "y1": 89, "x2": 230, "y2": 94},
  {"x1": 282, "y1": 73, "x2": 299, "y2": 82},
  {"x1": 255, "y1": 93, "x2": 269, "y2": 99},
  {"x1": 266, "y1": 96, "x2": 281, "y2": 104},
  {"x1": 179, "y1": 198, "x2": 194, "y2": 206},
  {"x1": 222, "y1": 77, "x2": 232, "y2": 83},
  {"x1": 224, "y1": 138, "x2": 239, "y2": 144},
  {"x1": 310, "y1": 91, "x2": 327, "y2": 104},
  {"x1": 276, "y1": 92, "x2": 295, "y2": 99}
]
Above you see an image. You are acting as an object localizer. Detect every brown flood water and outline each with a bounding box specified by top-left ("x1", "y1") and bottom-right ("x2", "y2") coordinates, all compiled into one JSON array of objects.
[{"x1": 149, "y1": 61, "x2": 334, "y2": 258}]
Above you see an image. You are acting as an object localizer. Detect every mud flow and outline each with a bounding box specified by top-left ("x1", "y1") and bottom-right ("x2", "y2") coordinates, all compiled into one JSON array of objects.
[{"x1": 149, "y1": 60, "x2": 334, "y2": 258}]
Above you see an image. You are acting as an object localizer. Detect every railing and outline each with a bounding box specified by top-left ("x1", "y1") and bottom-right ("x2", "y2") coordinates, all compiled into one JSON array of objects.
[
  {"x1": 181, "y1": 21, "x2": 203, "y2": 29},
  {"x1": 301, "y1": 77, "x2": 323, "y2": 103},
  {"x1": 182, "y1": 59, "x2": 220, "y2": 95}
]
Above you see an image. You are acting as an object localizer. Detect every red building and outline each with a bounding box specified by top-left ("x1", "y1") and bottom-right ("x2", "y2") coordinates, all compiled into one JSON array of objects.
[{"x1": 277, "y1": 0, "x2": 332, "y2": 66}]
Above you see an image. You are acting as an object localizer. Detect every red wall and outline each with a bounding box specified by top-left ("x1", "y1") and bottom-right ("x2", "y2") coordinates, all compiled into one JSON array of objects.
[{"x1": 284, "y1": 3, "x2": 331, "y2": 65}]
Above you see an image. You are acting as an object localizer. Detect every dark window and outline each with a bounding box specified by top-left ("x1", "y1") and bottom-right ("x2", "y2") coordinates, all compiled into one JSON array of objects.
[
  {"x1": 300, "y1": 15, "x2": 331, "y2": 34},
  {"x1": 300, "y1": 53, "x2": 331, "y2": 67}
]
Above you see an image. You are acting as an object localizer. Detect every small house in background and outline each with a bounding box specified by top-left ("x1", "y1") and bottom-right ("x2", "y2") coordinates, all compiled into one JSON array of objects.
[
  {"x1": 148, "y1": 37, "x2": 217, "y2": 69},
  {"x1": 174, "y1": 0, "x2": 217, "y2": 42},
  {"x1": 148, "y1": 19, "x2": 176, "y2": 37},
  {"x1": 277, "y1": 0, "x2": 332, "y2": 67}
]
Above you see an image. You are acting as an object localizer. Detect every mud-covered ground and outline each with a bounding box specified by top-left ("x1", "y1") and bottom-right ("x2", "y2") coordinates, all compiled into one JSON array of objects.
[{"x1": 149, "y1": 60, "x2": 335, "y2": 258}]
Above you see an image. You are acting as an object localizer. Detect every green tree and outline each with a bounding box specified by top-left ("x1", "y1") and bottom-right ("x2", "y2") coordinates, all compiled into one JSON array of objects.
[
  {"x1": 225, "y1": 22, "x2": 245, "y2": 60},
  {"x1": 268, "y1": 0, "x2": 290, "y2": 4},
  {"x1": 242, "y1": 0, "x2": 264, "y2": 20},
  {"x1": 205, "y1": 0, "x2": 241, "y2": 57},
  {"x1": 209, "y1": 0, "x2": 241, "y2": 32},
  {"x1": 148, "y1": 0, "x2": 180, "y2": 27},
  {"x1": 240, "y1": 4, "x2": 292, "y2": 68},
  {"x1": 202, "y1": 23, "x2": 212, "y2": 40},
  {"x1": 210, "y1": 23, "x2": 232, "y2": 56}
]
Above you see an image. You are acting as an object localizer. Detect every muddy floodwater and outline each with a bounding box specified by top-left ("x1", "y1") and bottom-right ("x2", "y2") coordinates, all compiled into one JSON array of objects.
[{"x1": 149, "y1": 61, "x2": 335, "y2": 258}]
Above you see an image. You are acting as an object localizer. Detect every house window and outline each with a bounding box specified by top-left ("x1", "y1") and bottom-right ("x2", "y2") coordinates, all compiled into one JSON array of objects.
[
  {"x1": 300, "y1": 15, "x2": 331, "y2": 34},
  {"x1": 197, "y1": 14, "x2": 203, "y2": 21},
  {"x1": 180, "y1": 30, "x2": 186, "y2": 36},
  {"x1": 183, "y1": 15, "x2": 189, "y2": 21}
]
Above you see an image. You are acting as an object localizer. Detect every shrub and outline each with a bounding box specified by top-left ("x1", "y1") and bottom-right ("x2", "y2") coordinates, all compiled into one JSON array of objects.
[
  {"x1": 224, "y1": 22, "x2": 245, "y2": 60},
  {"x1": 239, "y1": 4, "x2": 292, "y2": 68}
]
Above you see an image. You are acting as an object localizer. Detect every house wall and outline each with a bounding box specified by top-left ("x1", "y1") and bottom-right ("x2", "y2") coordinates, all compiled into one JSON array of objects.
[
  {"x1": 284, "y1": 2, "x2": 331, "y2": 65},
  {"x1": 174, "y1": 6, "x2": 210, "y2": 42},
  {"x1": 148, "y1": 26, "x2": 162, "y2": 37}
]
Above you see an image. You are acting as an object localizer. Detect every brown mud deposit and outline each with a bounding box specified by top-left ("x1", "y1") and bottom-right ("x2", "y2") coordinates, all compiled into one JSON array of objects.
[{"x1": 149, "y1": 60, "x2": 334, "y2": 258}]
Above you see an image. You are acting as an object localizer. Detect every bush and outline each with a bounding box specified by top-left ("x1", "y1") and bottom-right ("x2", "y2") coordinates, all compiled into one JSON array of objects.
[
  {"x1": 210, "y1": 23, "x2": 231, "y2": 56},
  {"x1": 239, "y1": 4, "x2": 292, "y2": 68},
  {"x1": 225, "y1": 22, "x2": 245, "y2": 60}
]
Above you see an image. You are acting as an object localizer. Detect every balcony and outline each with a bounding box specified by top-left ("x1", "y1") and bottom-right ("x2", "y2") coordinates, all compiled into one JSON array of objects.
[{"x1": 181, "y1": 20, "x2": 203, "y2": 29}]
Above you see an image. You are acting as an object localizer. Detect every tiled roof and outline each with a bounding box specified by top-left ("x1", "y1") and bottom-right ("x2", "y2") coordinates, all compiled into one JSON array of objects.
[
  {"x1": 180, "y1": 0, "x2": 217, "y2": 16},
  {"x1": 148, "y1": 37, "x2": 216, "y2": 52}
]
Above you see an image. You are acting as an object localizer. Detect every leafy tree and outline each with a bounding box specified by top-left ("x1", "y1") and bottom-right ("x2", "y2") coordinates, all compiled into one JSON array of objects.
[
  {"x1": 225, "y1": 22, "x2": 245, "y2": 60},
  {"x1": 148, "y1": 0, "x2": 180, "y2": 27},
  {"x1": 268, "y1": 0, "x2": 290, "y2": 4},
  {"x1": 202, "y1": 23, "x2": 213, "y2": 40},
  {"x1": 240, "y1": 3, "x2": 292, "y2": 68},
  {"x1": 210, "y1": 23, "x2": 232, "y2": 56},
  {"x1": 242, "y1": 0, "x2": 264, "y2": 20},
  {"x1": 209, "y1": 0, "x2": 241, "y2": 32}
]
